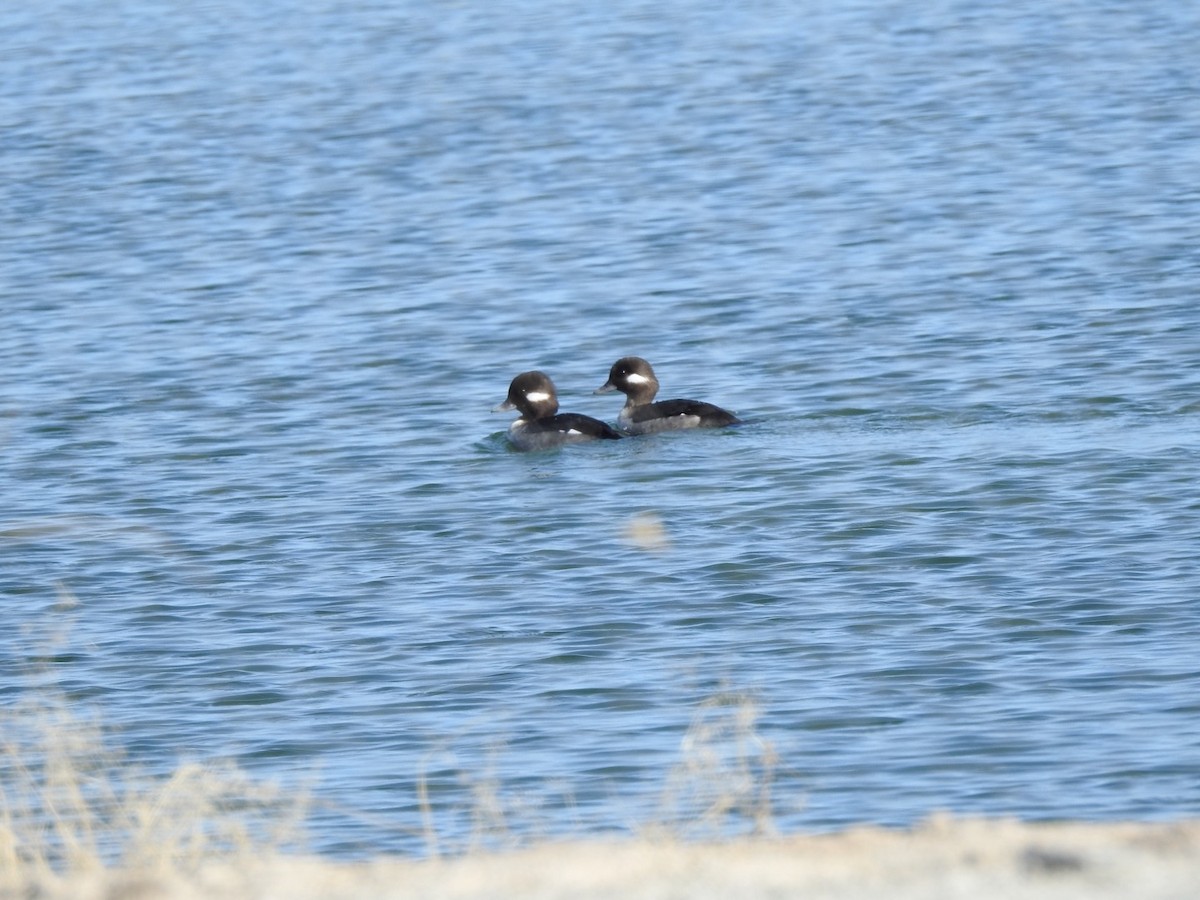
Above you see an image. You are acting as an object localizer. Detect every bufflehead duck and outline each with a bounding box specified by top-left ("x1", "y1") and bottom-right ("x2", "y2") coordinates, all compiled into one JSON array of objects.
[
  {"x1": 495, "y1": 370, "x2": 622, "y2": 451},
  {"x1": 595, "y1": 356, "x2": 741, "y2": 435}
]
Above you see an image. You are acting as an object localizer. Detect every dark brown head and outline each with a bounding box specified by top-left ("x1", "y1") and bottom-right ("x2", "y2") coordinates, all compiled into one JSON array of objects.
[
  {"x1": 494, "y1": 370, "x2": 560, "y2": 419},
  {"x1": 594, "y1": 356, "x2": 659, "y2": 404}
]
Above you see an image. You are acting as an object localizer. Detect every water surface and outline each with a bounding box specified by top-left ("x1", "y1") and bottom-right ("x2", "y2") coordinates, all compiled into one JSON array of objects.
[{"x1": 3, "y1": 0, "x2": 1199, "y2": 856}]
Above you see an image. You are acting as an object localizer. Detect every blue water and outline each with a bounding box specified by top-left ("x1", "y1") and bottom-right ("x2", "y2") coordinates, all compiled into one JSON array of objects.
[{"x1": 3, "y1": 0, "x2": 1199, "y2": 857}]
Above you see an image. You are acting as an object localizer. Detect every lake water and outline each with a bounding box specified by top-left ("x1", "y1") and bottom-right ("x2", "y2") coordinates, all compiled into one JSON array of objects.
[{"x1": 3, "y1": 0, "x2": 1199, "y2": 858}]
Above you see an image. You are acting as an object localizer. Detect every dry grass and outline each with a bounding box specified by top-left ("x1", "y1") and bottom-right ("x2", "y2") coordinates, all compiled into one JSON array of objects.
[
  {"x1": 409, "y1": 691, "x2": 779, "y2": 859},
  {"x1": 1, "y1": 599, "x2": 309, "y2": 897},
  {"x1": 3, "y1": 600, "x2": 780, "y2": 893},
  {"x1": 651, "y1": 690, "x2": 779, "y2": 839},
  {"x1": 0, "y1": 694, "x2": 309, "y2": 896},
  {"x1": 4, "y1": 679, "x2": 1199, "y2": 900},
  {"x1": 1, "y1": 686, "x2": 777, "y2": 894},
  {"x1": 415, "y1": 739, "x2": 524, "y2": 859}
]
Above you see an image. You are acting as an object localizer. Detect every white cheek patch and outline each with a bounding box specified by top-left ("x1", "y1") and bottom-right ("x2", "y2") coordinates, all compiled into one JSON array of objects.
[
  {"x1": 525, "y1": 391, "x2": 551, "y2": 402},
  {"x1": 566, "y1": 428, "x2": 582, "y2": 435},
  {"x1": 625, "y1": 373, "x2": 649, "y2": 385}
]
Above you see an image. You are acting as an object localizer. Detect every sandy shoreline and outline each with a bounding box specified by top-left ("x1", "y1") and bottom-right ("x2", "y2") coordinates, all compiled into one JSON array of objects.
[{"x1": 14, "y1": 817, "x2": 1198, "y2": 900}]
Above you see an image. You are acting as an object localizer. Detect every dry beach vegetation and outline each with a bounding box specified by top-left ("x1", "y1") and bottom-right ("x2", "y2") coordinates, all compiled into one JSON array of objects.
[{"x1": 3, "y1": 683, "x2": 1198, "y2": 900}]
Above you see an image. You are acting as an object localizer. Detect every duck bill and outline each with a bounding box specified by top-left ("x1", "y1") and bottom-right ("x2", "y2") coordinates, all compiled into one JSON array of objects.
[
  {"x1": 492, "y1": 399, "x2": 515, "y2": 412},
  {"x1": 593, "y1": 381, "x2": 617, "y2": 395}
]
